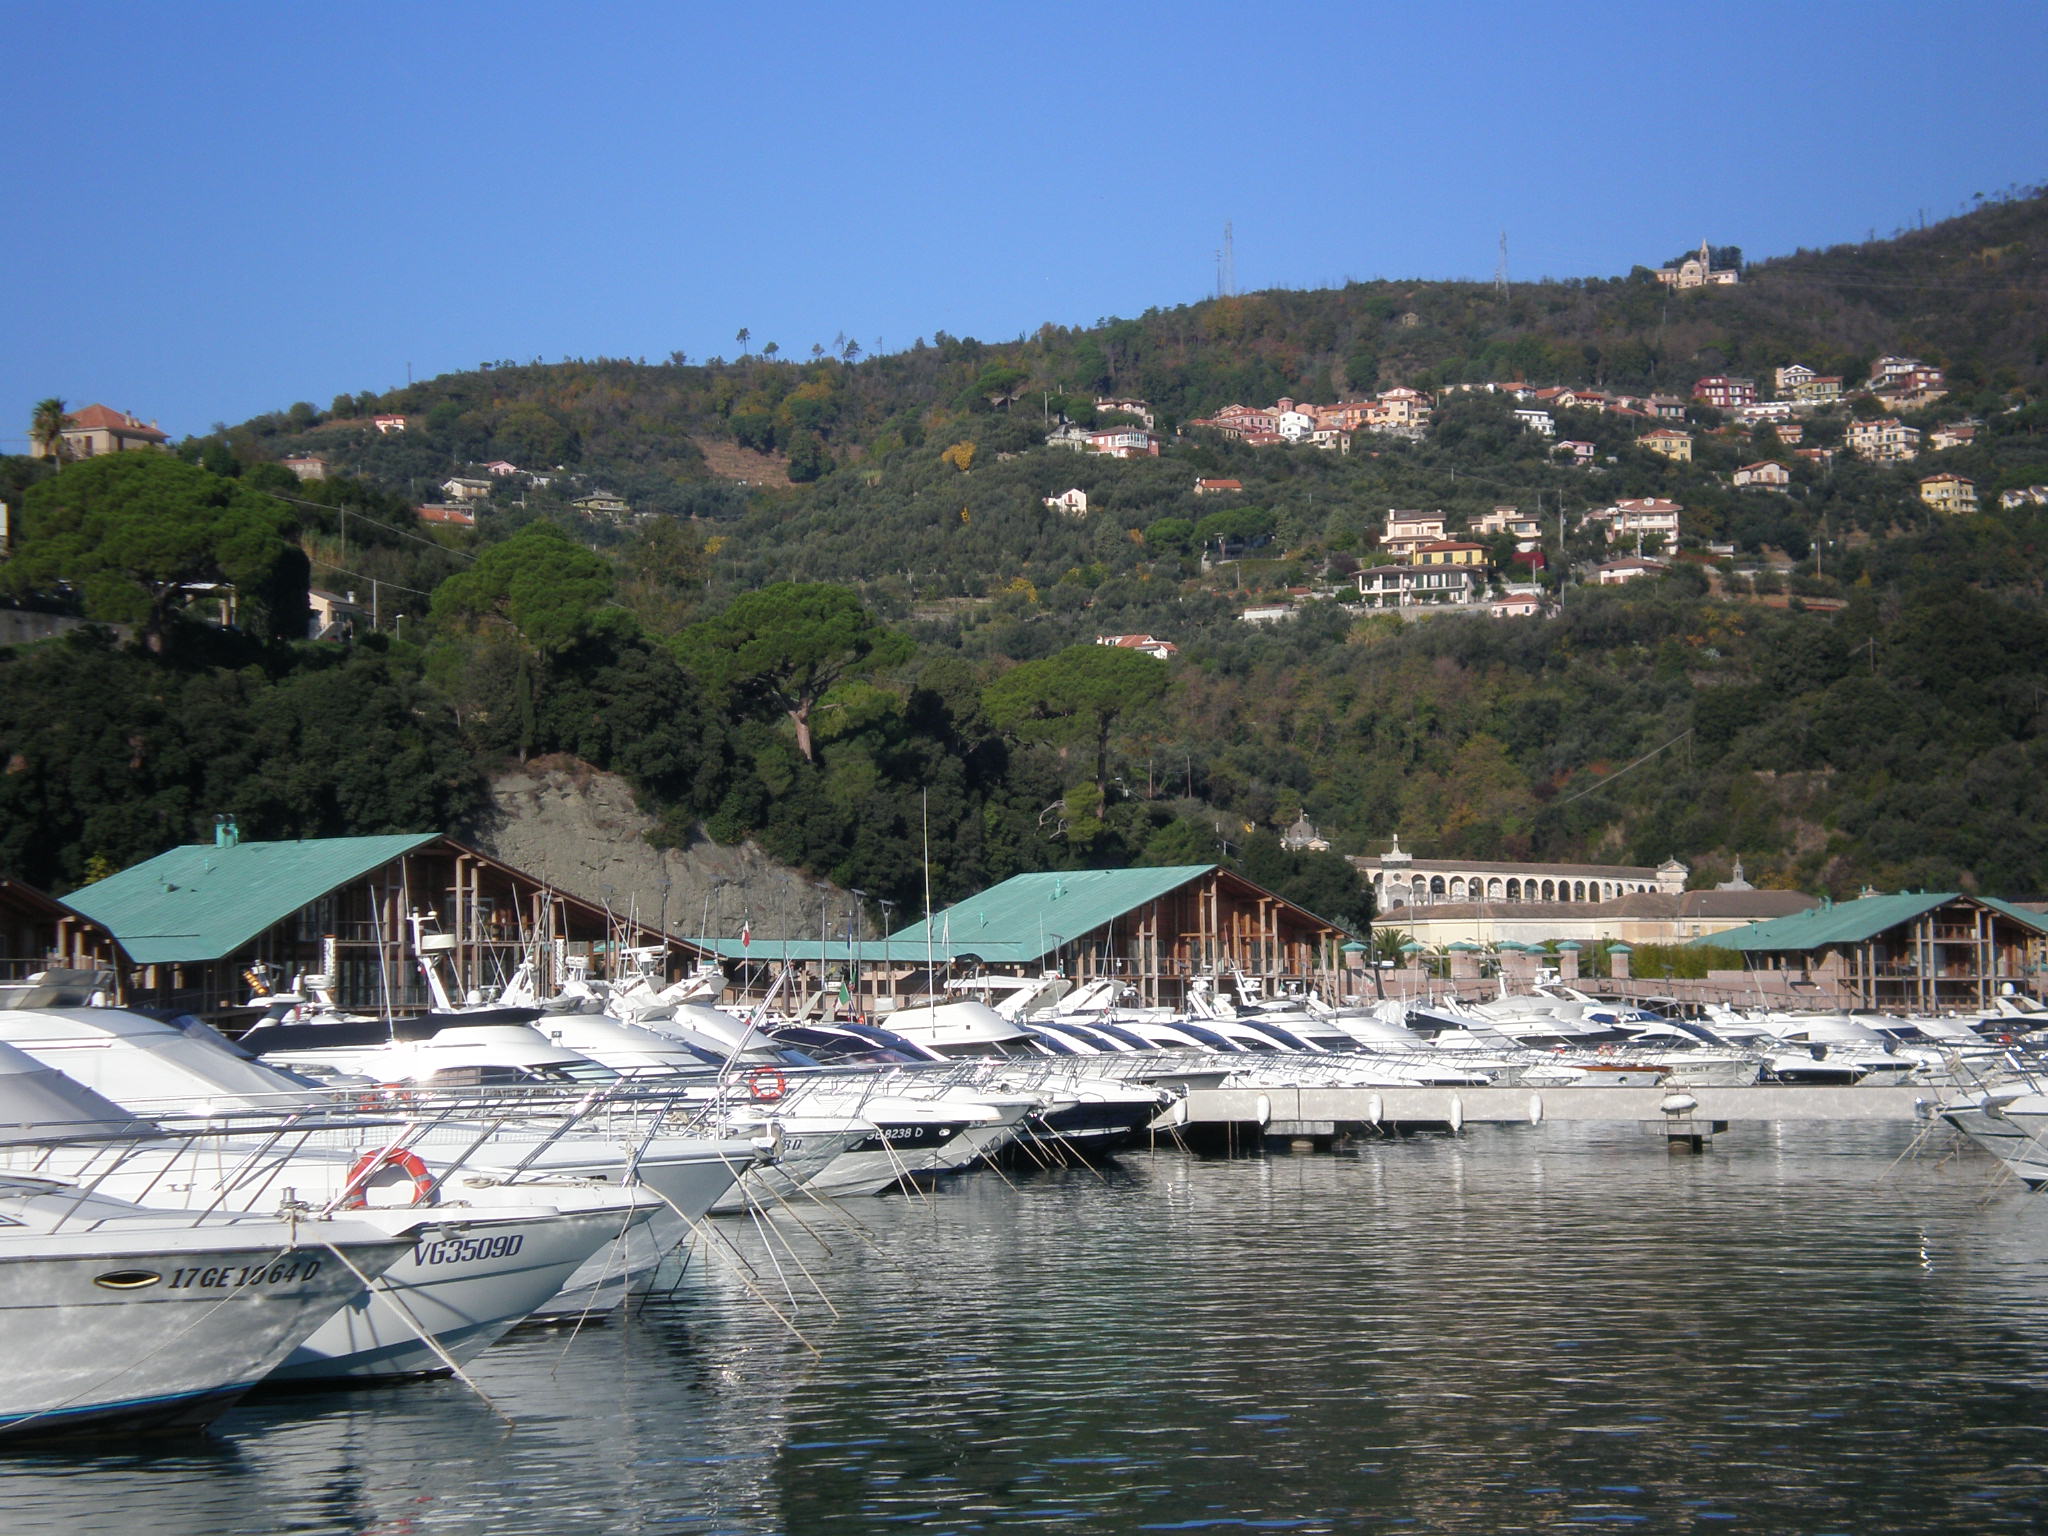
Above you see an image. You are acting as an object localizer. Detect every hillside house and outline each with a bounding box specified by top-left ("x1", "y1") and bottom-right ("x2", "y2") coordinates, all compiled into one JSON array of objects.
[
  {"x1": 2000, "y1": 486, "x2": 2048, "y2": 510},
  {"x1": 1554, "y1": 439, "x2": 1597, "y2": 467},
  {"x1": 1692, "y1": 376, "x2": 1758, "y2": 411},
  {"x1": 440, "y1": 477, "x2": 493, "y2": 502},
  {"x1": 1489, "y1": 588, "x2": 1546, "y2": 619},
  {"x1": 1414, "y1": 540, "x2": 1485, "y2": 567},
  {"x1": 1513, "y1": 409, "x2": 1556, "y2": 437},
  {"x1": 572, "y1": 491, "x2": 630, "y2": 518},
  {"x1": 1846, "y1": 419, "x2": 1921, "y2": 463},
  {"x1": 372, "y1": 415, "x2": 408, "y2": 434},
  {"x1": 1381, "y1": 511, "x2": 1448, "y2": 559},
  {"x1": 1096, "y1": 633, "x2": 1178, "y2": 660},
  {"x1": 1646, "y1": 395, "x2": 1689, "y2": 420},
  {"x1": 1044, "y1": 488, "x2": 1089, "y2": 517},
  {"x1": 1355, "y1": 564, "x2": 1482, "y2": 610},
  {"x1": 1792, "y1": 375, "x2": 1843, "y2": 405},
  {"x1": 1193, "y1": 478, "x2": 1243, "y2": 496},
  {"x1": 1733, "y1": 401, "x2": 1794, "y2": 425},
  {"x1": 1929, "y1": 422, "x2": 1979, "y2": 452},
  {"x1": 1594, "y1": 555, "x2": 1668, "y2": 585},
  {"x1": 416, "y1": 503, "x2": 476, "y2": 526},
  {"x1": 1734, "y1": 460, "x2": 1792, "y2": 489},
  {"x1": 307, "y1": 588, "x2": 370, "y2": 642},
  {"x1": 1875, "y1": 383, "x2": 1949, "y2": 413},
  {"x1": 1869, "y1": 356, "x2": 1943, "y2": 393},
  {"x1": 1641, "y1": 428, "x2": 1693, "y2": 462},
  {"x1": 481, "y1": 459, "x2": 520, "y2": 477},
  {"x1": 1919, "y1": 473, "x2": 1978, "y2": 515},
  {"x1": 32, "y1": 403, "x2": 167, "y2": 459},
  {"x1": 281, "y1": 455, "x2": 328, "y2": 481},
  {"x1": 1083, "y1": 427, "x2": 1161, "y2": 459},
  {"x1": 1472, "y1": 507, "x2": 1542, "y2": 545},
  {"x1": 1093, "y1": 398, "x2": 1156, "y2": 428},
  {"x1": 1186, "y1": 404, "x2": 1276, "y2": 441},
  {"x1": 1774, "y1": 364, "x2": 1817, "y2": 396},
  {"x1": 1589, "y1": 498, "x2": 1682, "y2": 545}
]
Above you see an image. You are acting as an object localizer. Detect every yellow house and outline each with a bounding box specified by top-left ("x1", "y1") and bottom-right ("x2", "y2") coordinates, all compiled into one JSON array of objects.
[
  {"x1": 1919, "y1": 474, "x2": 1978, "y2": 515},
  {"x1": 1415, "y1": 540, "x2": 1485, "y2": 566},
  {"x1": 1641, "y1": 428, "x2": 1694, "y2": 462}
]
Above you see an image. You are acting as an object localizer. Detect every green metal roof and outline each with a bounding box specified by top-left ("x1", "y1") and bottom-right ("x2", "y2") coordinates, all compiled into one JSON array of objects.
[
  {"x1": 62, "y1": 834, "x2": 440, "y2": 964},
  {"x1": 1688, "y1": 891, "x2": 2048, "y2": 952},
  {"x1": 1977, "y1": 896, "x2": 2048, "y2": 934},
  {"x1": 883, "y1": 866, "x2": 1221, "y2": 965},
  {"x1": 702, "y1": 938, "x2": 939, "y2": 965}
]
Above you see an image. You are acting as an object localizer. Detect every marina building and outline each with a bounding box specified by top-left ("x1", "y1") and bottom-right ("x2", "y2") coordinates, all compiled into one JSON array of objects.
[
  {"x1": 711, "y1": 865, "x2": 1357, "y2": 1016},
  {"x1": 1695, "y1": 891, "x2": 2048, "y2": 1013},
  {"x1": 57, "y1": 825, "x2": 709, "y2": 1023}
]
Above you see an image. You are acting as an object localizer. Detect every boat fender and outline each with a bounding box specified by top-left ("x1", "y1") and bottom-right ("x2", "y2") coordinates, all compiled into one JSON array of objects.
[
  {"x1": 342, "y1": 1146, "x2": 436, "y2": 1208},
  {"x1": 745, "y1": 1066, "x2": 788, "y2": 1103}
]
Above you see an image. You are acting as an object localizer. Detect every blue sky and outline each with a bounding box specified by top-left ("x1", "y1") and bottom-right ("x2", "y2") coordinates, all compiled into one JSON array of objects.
[{"x1": 3, "y1": 0, "x2": 2043, "y2": 445}]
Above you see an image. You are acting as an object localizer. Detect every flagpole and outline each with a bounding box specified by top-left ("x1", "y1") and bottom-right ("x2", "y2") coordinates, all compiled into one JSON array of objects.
[{"x1": 923, "y1": 789, "x2": 934, "y2": 1006}]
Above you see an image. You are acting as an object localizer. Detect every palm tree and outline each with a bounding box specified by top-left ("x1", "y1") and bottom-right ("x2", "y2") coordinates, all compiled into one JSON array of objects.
[{"x1": 30, "y1": 398, "x2": 72, "y2": 463}]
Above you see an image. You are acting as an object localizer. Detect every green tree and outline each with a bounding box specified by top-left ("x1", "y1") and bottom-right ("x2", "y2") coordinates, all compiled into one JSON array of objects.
[
  {"x1": 678, "y1": 582, "x2": 911, "y2": 762},
  {"x1": 29, "y1": 398, "x2": 71, "y2": 463},
  {"x1": 3, "y1": 453, "x2": 307, "y2": 649},
  {"x1": 431, "y1": 522, "x2": 632, "y2": 654},
  {"x1": 984, "y1": 644, "x2": 1172, "y2": 816}
]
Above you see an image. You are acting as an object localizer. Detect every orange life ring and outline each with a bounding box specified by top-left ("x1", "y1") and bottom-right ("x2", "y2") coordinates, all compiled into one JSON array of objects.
[
  {"x1": 745, "y1": 1066, "x2": 788, "y2": 1103},
  {"x1": 341, "y1": 1146, "x2": 436, "y2": 1208}
]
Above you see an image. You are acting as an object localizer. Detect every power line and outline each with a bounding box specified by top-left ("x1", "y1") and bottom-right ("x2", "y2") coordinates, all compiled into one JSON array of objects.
[
  {"x1": 305, "y1": 557, "x2": 441, "y2": 600},
  {"x1": 268, "y1": 490, "x2": 477, "y2": 561},
  {"x1": 1552, "y1": 730, "x2": 1694, "y2": 810}
]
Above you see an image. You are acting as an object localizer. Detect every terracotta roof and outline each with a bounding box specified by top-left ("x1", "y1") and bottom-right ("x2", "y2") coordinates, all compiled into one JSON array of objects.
[{"x1": 67, "y1": 404, "x2": 166, "y2": 440}]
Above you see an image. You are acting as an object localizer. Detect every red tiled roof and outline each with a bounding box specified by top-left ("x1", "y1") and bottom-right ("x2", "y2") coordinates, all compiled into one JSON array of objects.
[{"x1": 67, "y1": 403, "x2": 166, "y2": 440}]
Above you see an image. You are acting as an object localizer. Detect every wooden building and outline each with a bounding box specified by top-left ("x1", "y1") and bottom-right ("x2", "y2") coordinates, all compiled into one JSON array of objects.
[
  {"x1": 59, "y1": 827, "x2": 708, "y2": 1024},
  {"x1": 1694, "y1": 891, "x2": 2048, "y2": 1012},
  {"x1": 711, "y1": 864, "x2": 1357, "y2": 1014}
]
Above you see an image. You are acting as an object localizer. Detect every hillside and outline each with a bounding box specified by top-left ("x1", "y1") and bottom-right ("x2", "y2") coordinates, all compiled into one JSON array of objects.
[{"x1": 7, "y1": 189, "x2": 2048, "y2": 921}]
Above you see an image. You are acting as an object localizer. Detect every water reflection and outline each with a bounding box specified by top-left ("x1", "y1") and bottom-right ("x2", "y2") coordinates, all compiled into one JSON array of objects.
[{"x1": 6, "y1": 1123, "x2": 2048, "y2": 1534}]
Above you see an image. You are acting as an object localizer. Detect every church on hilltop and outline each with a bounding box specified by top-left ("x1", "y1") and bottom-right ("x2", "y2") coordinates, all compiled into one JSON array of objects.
[{"x1": 1655, "y1": 240, "x2": 1740, "y2": 290}]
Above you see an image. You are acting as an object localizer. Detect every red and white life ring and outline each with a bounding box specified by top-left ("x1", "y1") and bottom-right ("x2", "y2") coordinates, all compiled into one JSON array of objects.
[
  {"x1": 745, "y1": 1066, "x2": 788, "y2": 1103},
  {"x1": 341, "y1": 1146, "x2": 437, "y2": 1208}
]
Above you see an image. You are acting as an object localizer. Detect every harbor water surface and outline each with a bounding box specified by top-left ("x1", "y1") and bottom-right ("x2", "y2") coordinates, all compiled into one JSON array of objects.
[{"x1": 7, "y1": 1121, "x2": 2048, "y2": 1534}]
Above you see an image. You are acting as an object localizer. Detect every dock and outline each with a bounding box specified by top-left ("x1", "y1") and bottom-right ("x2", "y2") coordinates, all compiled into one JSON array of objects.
[{"x1": 1153, "y1": 1083, "x2": 1942, "y2": 1151}]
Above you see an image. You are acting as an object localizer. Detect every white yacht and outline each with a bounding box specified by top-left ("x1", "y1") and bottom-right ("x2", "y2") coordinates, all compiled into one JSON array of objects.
[{"x1": 0, "y1": 1173, "x2": 412, "y2": 1438}]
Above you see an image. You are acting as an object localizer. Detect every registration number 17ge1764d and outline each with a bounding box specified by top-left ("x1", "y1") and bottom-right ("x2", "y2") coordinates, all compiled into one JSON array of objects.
[{"x1": 165, "y1": 1257, "x2": 325, "y2": 1290}]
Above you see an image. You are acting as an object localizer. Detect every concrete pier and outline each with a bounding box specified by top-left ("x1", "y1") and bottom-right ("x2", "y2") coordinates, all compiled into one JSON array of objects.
[{"x1": 1154, "y1": 1083, "x2": 1937, "y2": 1146}]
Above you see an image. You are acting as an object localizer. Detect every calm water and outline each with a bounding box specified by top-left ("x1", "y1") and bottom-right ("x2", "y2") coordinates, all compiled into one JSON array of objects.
[{"x1": 7, "y1": 1122, "x2": 2048, "y2": 1534}]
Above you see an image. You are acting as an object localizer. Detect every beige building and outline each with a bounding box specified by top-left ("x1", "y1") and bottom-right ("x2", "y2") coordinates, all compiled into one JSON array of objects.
[
  {"x1": 1846, "y1": 419, "x2": 1921, "y2": 463},
  {"x1": 1733, "y1": 460, "x2": 1791, "y2": 489},
  {"x1": 33, "y1": 403, "x2": 167, "y2": 459},
  {"x1": 1641, "y1": 428, "x2": 1693, "y2": 462},
  {"x1": 1656, "y1": 240, "x2": 1739, "y2": 290},
  {"x1": 1355, "y1": 838, "x2": 1686, "y2": 910},
  {"x1": 1919, "y1": 473, "x2": 1978, "y2": 515},
  {"x1": 1381, "y1": 511, "x2": 1449, "y2": 559}
]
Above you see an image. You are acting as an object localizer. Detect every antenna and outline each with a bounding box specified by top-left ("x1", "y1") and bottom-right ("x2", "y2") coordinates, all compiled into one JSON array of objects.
[
  {"x1": 1494, "y1": 231, "x2": 1509, "y2": 297},
  {"x1": 1221, "y1": 220, "x2": 1236, "y2": 298}
]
